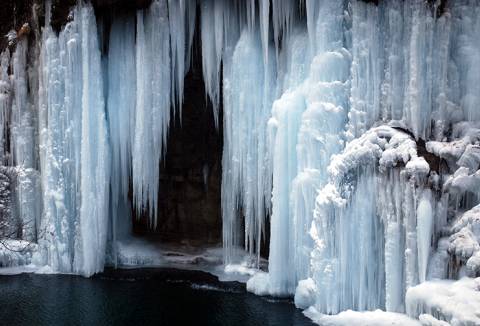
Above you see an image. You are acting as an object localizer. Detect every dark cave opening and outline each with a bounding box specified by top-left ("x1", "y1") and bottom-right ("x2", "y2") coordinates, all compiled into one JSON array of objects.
[
  {"x1": 120, "y1": 9, "x2": 225, "y2": 248},
  {"x1": 130, "y1": 46, "x2": 224, "y2": 248}
]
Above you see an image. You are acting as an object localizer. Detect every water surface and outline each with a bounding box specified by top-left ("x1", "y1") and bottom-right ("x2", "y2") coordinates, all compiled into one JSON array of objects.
[{"x1": 0, "y1": 268, "x2": 314, "y2": 326}]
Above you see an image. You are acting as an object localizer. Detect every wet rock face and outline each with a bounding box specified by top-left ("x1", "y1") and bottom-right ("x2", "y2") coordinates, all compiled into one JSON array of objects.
[
  {"x1": 91, "y1": 0, "x2": 152, "y2": 10},
  {"x1": 0, "y1": 0, "x2": 153, "y2": 45},
  {"x1": 0, "y1": 167, "x2": 13, "y2": 231},
  {"x1": 0, "y1": 0, "x2": 35, "y2": 50}
]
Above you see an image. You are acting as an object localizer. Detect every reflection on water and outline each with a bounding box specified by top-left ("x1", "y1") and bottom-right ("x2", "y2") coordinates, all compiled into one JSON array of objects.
[{"x1": 0, "y1": 268, "x2": 314, "y2": 326}]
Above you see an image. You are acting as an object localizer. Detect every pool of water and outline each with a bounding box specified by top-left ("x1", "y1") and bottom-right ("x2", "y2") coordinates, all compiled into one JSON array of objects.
[{"x1": 0, "y1": 268, "x2": 315, "y2": 326}]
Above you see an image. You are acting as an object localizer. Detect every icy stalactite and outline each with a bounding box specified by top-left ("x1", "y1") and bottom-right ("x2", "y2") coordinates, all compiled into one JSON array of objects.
[
  {"x1": 221, "y1": 29, "x2": 276, "y2": 266},
  {"x1": 449, "y1": 0, "x2": 480, "y2": 123},
  {"x1": 271, "y1": 0, "x2": 297, "y2": 58},
  {"x1": 417, "y1": 190, "x2": 433, "y2": 283},
  {"x1": 133, "y1": 0, "x2": 171, "y2": 228},
  {"x1": 0, "y1": 50, "x2": 10, "y2": 164},
  {"x1": 348, "y1": 1, "x2": 381, "y2": 139},
  {"x1": 168, "y1": 0, "x2": 197, "y2": 116},
  {"x1": 184, "y1": 0, "x2": 197, "y2": 74},
  {"x1": 259, "y1": 0, "x2": 270, "y2": 64},
  {"x1": 200, "y1": 0, "x2": 223, "y2": 126},
  {"x1": 347, "y1": 0, "x2": 450, "y2": 141},
  {"x1": 10, "y1": 38, "x2": 36, "y2": 169},
  {"x1": 168, "y1": 0, "x2": 186, "y2": 111},
  {"x1": 106, "y1": 14, "x2": 136, "y2": 265}
]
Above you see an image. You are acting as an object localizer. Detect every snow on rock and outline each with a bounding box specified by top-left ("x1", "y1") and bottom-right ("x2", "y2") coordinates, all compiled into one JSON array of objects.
[
  {"x1": 0, "y1": 240, "x2": 37, "y2": 267},
  {"x1": 311, "y1": 125, "x2": 435, "y2": 313},
  {"x1": 0, "y1": 166, "x2": 14, "y2": 235},
  {"x1": 418, "y1": 314, "x2": 451, "y2": 326},
  {"x1": 294, "y1": 278, "x2": 317, "y2": 309},
  {"x1": 426, "y1": 122, "x2": 480, "y2": 171},
  {"x1": 246, "y1": 271, "x2": 271, "y2": 296},
  {"x1": 449, "y1": 205, "x2": 480, "y2": 277},
  {"x1": 406, "y1": 277, "x2": 480, "y2": 326},
  {"x1": 304, "y1": 307, "x2": 421, "y2": 326},
  {"x1": 327, "y1": 126, "x2": 420, "y2": 180}
]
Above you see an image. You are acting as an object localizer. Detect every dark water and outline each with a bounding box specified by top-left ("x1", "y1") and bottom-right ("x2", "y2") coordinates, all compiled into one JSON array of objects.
[{"x1": 0, "y1": 268, "x2": 314, "y2": 326}]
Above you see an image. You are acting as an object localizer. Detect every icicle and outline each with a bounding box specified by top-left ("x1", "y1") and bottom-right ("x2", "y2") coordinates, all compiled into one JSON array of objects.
[
  {"x1": 200, "y1": 0, "x2": 224, "y2": 126},
  {"x1": 347, "y1": 1, "x2": 381, "y2": 139},
  {"x1": 168, "y1": 0, "x2": 186, "y2": 115},
  {"x1": 184, "y1": 0, "x2": 197, "y2": 73},
  {"x1": 107, "y1": 14, "x2": 136, "y2": 265},
  {"x1": 448, "y1": 0, "x2": 480, "y2": 122},
  {"x1": 133, "y1": 0, "x2": 171, "y2": 228},
  {"x1": 11, "y1": 38, "x2": 35, "y2": 168},
  {"x1": 221, "y1": 28, "x2": 276, "y2": 266},
  {"x1": 0, "y1": 50, "x2": 11, "y2": 165},
  {"x1": 416, "y1": 189, "x2": 433, "y2": 283},
  {"x1": 271, "y1": 0, "x2": 296, "y2": 58},
  {"x1": 259, "y1": 0, "x2": 270, "y2": 64},
  {"x1": 246, "y1": 0, "x2": 256, "y2": 31}
]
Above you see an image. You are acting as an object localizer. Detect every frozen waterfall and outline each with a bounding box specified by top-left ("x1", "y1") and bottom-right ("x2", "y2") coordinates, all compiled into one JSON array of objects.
[{"x1": 0, "y1": 0, "x2": 479, "y2": 324}]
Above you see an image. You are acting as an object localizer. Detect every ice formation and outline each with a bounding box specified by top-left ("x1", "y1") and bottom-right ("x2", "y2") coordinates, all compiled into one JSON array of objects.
[
  {"x1": 0, "y1": 0, "x2": 479, "y2": 324},
  {"x1": 34, "y1": 2, "x2": 110, "y2": 276},
  {"x1": 406, "y1": 277, "x2": 480, "y2": 325}
]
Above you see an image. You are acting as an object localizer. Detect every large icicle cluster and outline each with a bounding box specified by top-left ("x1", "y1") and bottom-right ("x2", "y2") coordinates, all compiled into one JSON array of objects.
[
  {"x1": 104, "y1": 0, "x2": 198, "y2": 244},
  {"x1": 295, "y1": 0, "x2": 480, "y2": 322},
  {"x1": 221, "y1": 29, "x2": 276, "y2": 265},
  {"x1": 245, "y1": 0, "x2": 480, "y2": 323},
  {"x1": 309, "y1": 126, "x2": 433, "y2": 313}
]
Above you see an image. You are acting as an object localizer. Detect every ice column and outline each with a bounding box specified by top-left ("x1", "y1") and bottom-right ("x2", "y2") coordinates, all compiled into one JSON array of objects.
[
  {"x1": 221, "y1": 29, "x2": 276, "y2": 265},
  {"x1": 107, "y1": 15, "x2": 136, "y2": 261},
  {"x1": 133, "y1": 0, "x2": 171, "y2": 228},
  {"x1": 0, "y1": 50, "x2": 10, "y2": 164},
  {"x1": 36, "y1": 2, "x2": 110, "y2": 276},
  {"x1": 268, "y1": 0, "x2": 349, "y2": 296}
]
